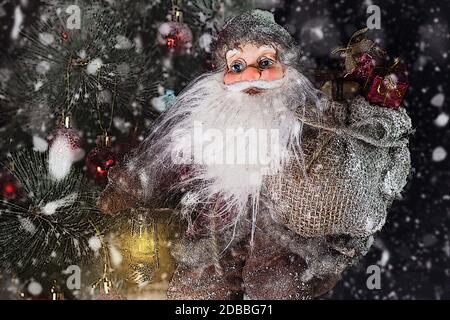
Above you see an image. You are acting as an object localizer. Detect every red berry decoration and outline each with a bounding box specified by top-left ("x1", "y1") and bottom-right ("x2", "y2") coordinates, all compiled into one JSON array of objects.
[
  {"x1": 58, "y1": 25, "x2": 70, "y2": 43},
  {"x1": 61, "y1": 31, "x2": 70, "y2": 42},
  {"x1": 85, "y1": 134, "x2": 117, "y2": 184}
]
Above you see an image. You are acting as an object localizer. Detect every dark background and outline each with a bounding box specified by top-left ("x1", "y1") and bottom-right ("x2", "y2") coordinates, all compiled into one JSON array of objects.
[
  {"x1": 1, "y1": 0, "x2": 449, "y2": 299},
  {"x1": 277, "y1": 0, "x2": 450, "y2": 299}
]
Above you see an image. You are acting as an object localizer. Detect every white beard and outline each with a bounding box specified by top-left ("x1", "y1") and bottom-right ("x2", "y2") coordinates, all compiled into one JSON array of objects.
[{"x1": 130, "y1": 67, "x2": 321, "y2": 234}]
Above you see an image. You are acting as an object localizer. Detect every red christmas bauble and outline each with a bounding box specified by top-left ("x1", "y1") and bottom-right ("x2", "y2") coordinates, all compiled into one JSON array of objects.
[
  {"x1": 85, "y1": 146, "x2": 117, "y2": 183},
  {"x1": 158, "y1": 21, "x2": 192, "y2": 53},
  {"x1": 0, "y1": 170, "x2": 19, "y2": 200}
]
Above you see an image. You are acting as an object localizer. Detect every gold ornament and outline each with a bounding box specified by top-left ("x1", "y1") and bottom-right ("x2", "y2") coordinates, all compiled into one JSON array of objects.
[
  {"x1": 58, "y1": 113, "x2": 72, "y2": 129},
  {"x1": 50, "y1": 281, "x2": 65, "y2": 300},
  {"x1": 97, "y1": 132, "x2": 113, "y2": 148},
  {"x1": 170, "y1": 0, "x2": 183, "y2": 23}
]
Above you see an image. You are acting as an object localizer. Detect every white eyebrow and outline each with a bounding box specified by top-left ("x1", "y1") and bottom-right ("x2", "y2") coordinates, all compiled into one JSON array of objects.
[
  {"x1": 259, "y1": 44, "x2": 276, "y2": 53},
  {"x1": 226, "y1": 48, "x2": 241, "y2": 59}
]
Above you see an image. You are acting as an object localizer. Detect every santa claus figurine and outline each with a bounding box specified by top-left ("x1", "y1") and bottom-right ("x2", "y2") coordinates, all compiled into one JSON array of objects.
[{"x1": 98, "y1": 10, "x2": 412, "y2": 299}]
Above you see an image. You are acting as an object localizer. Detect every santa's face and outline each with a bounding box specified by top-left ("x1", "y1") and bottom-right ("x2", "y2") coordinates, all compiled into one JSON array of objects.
[{"x1": 223, "y1": 44, "x2": 285, "y2": 94}]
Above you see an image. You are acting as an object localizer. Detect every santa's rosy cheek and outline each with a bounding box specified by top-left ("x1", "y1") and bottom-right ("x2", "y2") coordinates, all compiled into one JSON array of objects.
[{"x1": 223, "y1": 72, "x2": 242, "y2": 85}]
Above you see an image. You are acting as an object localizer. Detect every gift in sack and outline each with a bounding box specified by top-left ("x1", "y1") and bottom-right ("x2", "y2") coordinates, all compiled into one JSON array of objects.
[
  {"x1": 366, "y1": 74, "x2": 409, "y2": 109},
  {"x1": 344, "y1": 52, "x2": 388, "y2": 87},
  {"x1": 332, "y1": 28, "x2": 387, "y2": 80},
  {"x1": 344, "y1": 52, "x2": 375, "y2": 83},
  {"x1": 365, "y1": 58, "x2": 409, "y2": 109},
  {"x1": 264, "y1": 97, "x2": 412, "y2": 238}
]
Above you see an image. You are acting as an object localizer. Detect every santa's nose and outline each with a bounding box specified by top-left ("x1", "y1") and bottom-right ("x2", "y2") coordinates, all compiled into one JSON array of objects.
[{"x1": 241, "y1": 66, "x2": 261, "y2": 82}]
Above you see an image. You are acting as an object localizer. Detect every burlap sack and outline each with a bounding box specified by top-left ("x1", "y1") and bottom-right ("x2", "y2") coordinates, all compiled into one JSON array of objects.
[{"x1": 265, "y1": 96, "x2": 412, "y2": 238}]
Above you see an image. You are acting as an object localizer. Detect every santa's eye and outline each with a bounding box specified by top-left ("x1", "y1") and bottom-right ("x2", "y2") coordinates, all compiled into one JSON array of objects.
[
  {"x1": 257, "y1": 57, "x2": 275, "y2": 69},
  {"x1": 230, "y1": 60, "x2": 246, "y2": 73}
]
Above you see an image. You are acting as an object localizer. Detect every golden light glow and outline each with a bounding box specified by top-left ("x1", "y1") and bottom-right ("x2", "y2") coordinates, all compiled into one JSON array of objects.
[{"x1": 127, "y1": 212, "x2": 159, "y2": 265}]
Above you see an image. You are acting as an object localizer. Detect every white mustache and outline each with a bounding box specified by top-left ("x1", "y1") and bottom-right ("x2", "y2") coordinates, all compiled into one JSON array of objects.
[{"x1": 224, "y1": 78, "x2": 285, "y2": 92}]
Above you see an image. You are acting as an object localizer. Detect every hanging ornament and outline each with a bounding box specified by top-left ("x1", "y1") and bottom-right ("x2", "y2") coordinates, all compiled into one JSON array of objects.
[
  {"x1": 85, "y1": 133, "x2": 117, "y2": 184},
  {"x1": 0, "y1": 164, "x2": 20, "y2": 200},
  {"x1": 87, "y1": 78, "x2": 118, "y2": 184},
  {"x1": 50, "y1": 281, "x2": 65, "y2": 300},
  {"x1": 158, "y1": 1, "x2": 192, "y2": 54},
  {"x1": 47, "y1": 115, "x2": 85, "y2": 181}
]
